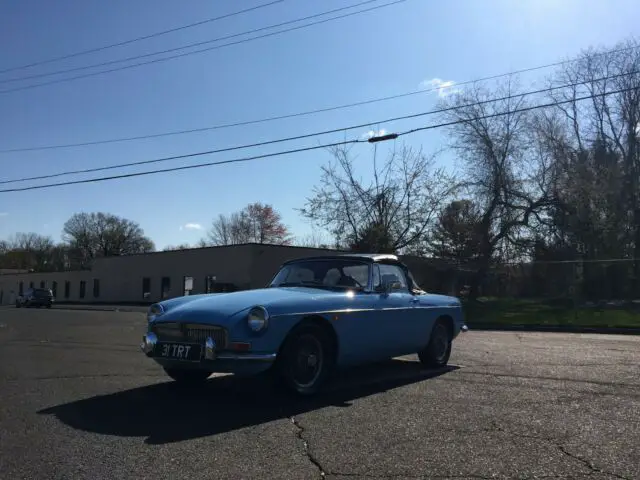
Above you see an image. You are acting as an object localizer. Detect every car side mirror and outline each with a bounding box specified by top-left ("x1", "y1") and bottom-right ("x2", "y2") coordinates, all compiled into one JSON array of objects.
[{"x1": 377, "y1": 279, "x2": 402, "y2": 294}]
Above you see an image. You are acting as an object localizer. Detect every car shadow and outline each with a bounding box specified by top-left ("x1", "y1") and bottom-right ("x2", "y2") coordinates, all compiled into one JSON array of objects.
[{"x1": 38, "y1": 359, "x2": 459, "y2": 445}]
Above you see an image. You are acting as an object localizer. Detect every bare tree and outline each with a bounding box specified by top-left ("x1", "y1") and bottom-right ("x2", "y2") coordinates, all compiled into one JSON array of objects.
[
  {"x1": 163, "y1": 243, "x2": 192, "y2": 251},
  {"x1": 63, "y1": 212, "x2": 155, "y2": 266},
  {"x1": 440, "y1": 79, "x2": 554, "y2": 296},
  {"x1": 208, "y1": 213, "x2": 244, "y2": 246},
  {"x1": 547, "y1": 41, "x2": 640, "y2": 258},
  {"x1": 300, "y1": 143, "x2": 455, "y2": 253},
  {"x1": 294, "y1": 228, "x2": 336, "y2": 249},
  {"x1": 206, "y1": 204, "x2": 291, "y2": 246},
  {"x1": 0, "y1": 232, "x2": 56, "y2": 270}
]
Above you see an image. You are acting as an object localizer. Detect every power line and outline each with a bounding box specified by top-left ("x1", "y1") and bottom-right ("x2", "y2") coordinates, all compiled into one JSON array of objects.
[
  {"x1": 0, "y1": 0, "x2": 406, "y2": 95},
  {"x1": 0, "y1": 139, "x2": 366, "y2": 193},
  {"x1": 1, "y1": 85, "x2": 636, "y2": 194},
  {"x1": 2, "y1": 42, "x2": 637, "y2": 154},
  {"x1": 397, "y1": 85, "x2": 638, "y2": 137},
  {"x1": 0, "y1": 1, "x2": 284, "y2": 76},
  {"x1": 0, "y1": 0, "x2": 382, "y2": 86},
  {"x1": 1, "y1": 69, "x2": 637, "y2": 186}
]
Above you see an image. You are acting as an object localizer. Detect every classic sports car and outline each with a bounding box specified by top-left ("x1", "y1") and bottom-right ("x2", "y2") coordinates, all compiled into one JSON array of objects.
[{"x1": 140, "y1": 253, "x2": 467, "y2": 395}]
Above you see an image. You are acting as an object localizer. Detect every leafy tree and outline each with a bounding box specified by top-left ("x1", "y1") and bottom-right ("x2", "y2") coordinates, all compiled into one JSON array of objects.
[
  {"x1": 206, "y1": 203, "x2": 291, "y2": 245},
  {"x1": 427, "y1": 199, "x2": 483, "y2": 263}
]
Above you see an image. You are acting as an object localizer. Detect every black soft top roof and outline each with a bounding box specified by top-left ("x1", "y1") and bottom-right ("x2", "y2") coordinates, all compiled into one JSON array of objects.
[{"x1": 282, "y1": 253, "x2": 400, "y2": 265}]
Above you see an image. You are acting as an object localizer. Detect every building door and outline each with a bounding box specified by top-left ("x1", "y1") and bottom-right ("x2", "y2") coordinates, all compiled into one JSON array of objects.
[{"x1": 183, "y1": 276, "x2": 194, "y2": 296}]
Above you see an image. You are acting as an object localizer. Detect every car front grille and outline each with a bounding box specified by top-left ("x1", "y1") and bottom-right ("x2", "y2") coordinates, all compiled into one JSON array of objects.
[{"x1": 152, "y1": 322, "x2": 228, "y2": 350}]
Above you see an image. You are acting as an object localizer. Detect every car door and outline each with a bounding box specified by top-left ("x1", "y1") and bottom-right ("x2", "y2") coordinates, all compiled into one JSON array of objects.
[{"x1": 370, "y1": 263, "x2": 423, "y2": 357}]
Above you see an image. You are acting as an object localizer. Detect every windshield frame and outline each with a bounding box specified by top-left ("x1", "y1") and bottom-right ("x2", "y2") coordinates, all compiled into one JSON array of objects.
[{"x1": 269, "y1": 258, "x2": 372, "y2": 292}]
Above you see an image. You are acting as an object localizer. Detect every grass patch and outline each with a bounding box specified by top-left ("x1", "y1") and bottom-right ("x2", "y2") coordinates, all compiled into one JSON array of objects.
[{"x1": 463, "y1": 297, "x2": 640, "y2": 328}]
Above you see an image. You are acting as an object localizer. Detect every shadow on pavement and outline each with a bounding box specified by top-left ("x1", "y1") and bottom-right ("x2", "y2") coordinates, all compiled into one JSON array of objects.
[{"x1": 39, "y1": 359, "x2": 459, "y2": 444}]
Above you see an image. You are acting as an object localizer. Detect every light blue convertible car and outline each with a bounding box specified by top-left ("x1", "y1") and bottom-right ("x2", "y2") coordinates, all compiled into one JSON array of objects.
[{"x1": 140, "y1": 253, "x2": 467, "y2": 395}]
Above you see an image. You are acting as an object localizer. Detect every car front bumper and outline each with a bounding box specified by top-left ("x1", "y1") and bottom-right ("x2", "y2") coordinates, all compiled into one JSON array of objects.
[{"x1": 140, "y1": 332, "x2": 277, "y2": 375}]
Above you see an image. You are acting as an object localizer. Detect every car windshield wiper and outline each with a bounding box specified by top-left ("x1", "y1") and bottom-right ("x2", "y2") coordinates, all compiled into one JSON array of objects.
[
  {"x1": 276, "y1": 281, "x2": 329, "y2": 288},
  {"x1": 275, "y1": 281, "x2": 363, "y2": 291}
]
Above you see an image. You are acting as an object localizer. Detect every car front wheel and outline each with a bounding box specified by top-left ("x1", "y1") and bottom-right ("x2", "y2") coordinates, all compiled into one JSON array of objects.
[
  {"x1": 418, "y1": 320, "x2": 452, "y2": 368},
  {"x1": 163, "y1": 368, "x2": 211, "y2": 385},
  {"x1": 277, "y1": 323, "x2": 333, "y2": 396}
]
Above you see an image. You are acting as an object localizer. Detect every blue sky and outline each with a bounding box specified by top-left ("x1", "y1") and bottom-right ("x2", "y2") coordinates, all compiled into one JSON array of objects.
[{"x1": 0, "y1": 0, "x2": 638, "y2": 249}]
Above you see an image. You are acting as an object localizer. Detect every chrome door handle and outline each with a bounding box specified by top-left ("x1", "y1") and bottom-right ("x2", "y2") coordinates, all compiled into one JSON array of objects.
[{"x1": 411, "y1": 297, "x2": 420, "y2": 303}]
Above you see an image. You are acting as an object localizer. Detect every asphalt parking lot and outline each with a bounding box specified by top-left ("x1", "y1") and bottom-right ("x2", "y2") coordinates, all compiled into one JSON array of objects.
[{"x1": 0, "y1": 308, "x2": 638, "y2": 479}]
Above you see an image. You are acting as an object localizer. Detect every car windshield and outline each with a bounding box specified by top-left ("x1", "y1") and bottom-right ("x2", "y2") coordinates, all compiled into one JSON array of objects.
[
  {"x1": 34, "y1": 289, "x2": 52, "y2": 297},
  {"x1": 270, "y1": 258, "x2": 370, "y2": 290}
]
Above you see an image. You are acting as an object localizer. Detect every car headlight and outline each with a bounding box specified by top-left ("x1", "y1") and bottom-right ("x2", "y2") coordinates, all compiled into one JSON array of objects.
[
  {"x1": 147, "y1": 303, "x2": 164, "y2": 322},
  {"x1": 247, "y1": 306, "x2": 269, "y2": 332}
]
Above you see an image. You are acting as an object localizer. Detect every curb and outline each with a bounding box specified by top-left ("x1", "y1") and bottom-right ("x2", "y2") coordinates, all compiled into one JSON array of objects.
[
  {"x1": 52, "y1": 305, "x2": 148, "y2": 313},
  {"x1": 466, "y1": 323, "x2": 640, "y2": 335}
]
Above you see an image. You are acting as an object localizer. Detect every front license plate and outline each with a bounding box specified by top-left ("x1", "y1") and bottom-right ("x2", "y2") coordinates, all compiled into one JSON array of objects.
[{"x1": 154, "y1": 342, "x2": 201, "y2": 361}]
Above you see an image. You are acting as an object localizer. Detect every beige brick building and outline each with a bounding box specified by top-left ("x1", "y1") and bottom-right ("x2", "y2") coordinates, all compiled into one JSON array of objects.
[
  {"x1": 0, "y1": 243, "x2": 460, "y2": 306},
  {"x1": 0, "y1": 244, "x2": 343, "y2": 306}
]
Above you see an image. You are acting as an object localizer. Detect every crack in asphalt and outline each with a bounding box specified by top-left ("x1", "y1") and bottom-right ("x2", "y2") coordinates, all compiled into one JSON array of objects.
[
  {"x1": 286, "y1": 415, "x2": 631, "y2": 480},
  {"x1": 325, "y1": 473, "x2": 493, "y2": 479},
  {"x1": 489, "y1": 421, "x2": 631, "y2": 480},
  {"x1": 290, "y1": 416, "x2": 327, "y2": 478}
]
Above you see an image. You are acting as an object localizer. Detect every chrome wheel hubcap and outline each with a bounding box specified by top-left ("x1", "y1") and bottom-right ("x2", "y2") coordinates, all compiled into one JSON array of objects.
[{"x1": 292, "y1": 334, "x2": 323, "y2": 388}]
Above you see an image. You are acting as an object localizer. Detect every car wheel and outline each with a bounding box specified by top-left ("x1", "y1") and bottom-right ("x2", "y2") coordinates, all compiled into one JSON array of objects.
[
  {"x1": 46, "y1": 304, "x2": 52, "y2": 309},
  {"x1": 418, "y1": 320, "x2": 452, "y2": 368},
  {"x1": 15, "y1": 302, "x2": 20, "y2": 308},
  {"x1": 163, "y1": 368, "x2": 212, "y2": 385},
  {"x1": 277, "y1": 323, "x2": 333, "y2": 396}
]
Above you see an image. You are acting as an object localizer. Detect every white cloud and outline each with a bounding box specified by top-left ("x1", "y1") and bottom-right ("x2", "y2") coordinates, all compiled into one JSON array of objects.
[
  {"x1": 180, "y1": 223, "x2": 203, "y2": 231},
  {"x1": 420, "y1": 78, "x2": 459, "y2": 98},
  {"x1": 361, "y1": 128, "x2": 387, "y2": 140}
]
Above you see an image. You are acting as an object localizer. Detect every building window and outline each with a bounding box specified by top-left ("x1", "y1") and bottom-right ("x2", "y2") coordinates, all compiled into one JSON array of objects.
[
  {"x1": 93, "y1": 279, "x2": 100, "y2": 298},
  {"x1": 29, "y1": 281, "x2": 34, "y2": 288},
  {"x1": 161, "y1": 277, "x2": 171, "y2": 299},
  {"x1": 64, "y1": 281, "x2": 70, "y2": 298},
  {"x1": 52, "y1": 281, "x2": 58, "y2": 298},
  {"x1": 205, "y1": 275, "x2": 216, "y2": 294},
  {"x1": 40, "y1": 280, "x2": 45, "y2": 288},
  {"x1": 79, "y1": 281, "x2": 86, "y2": 299},
  {"x1": 19, "y1": 281, "x2": 24, "y2": 296},
  {"x1": 142, "y1": 277, "x2": 151, "y2": 300}
]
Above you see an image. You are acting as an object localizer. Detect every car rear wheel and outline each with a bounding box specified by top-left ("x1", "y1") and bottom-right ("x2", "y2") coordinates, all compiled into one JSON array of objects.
[
  {"x1": 277, "y1": 323, "x2": 333, "y2": 396},
  {"x1": 163, "y1": 367, "x2": 212, "y2": 385},
  {"x1": 418, "y1": 320, "x2": 452, "y2": 368}
]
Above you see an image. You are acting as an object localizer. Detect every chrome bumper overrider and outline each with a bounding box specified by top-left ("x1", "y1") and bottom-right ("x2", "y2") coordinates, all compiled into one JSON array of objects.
[
  {"x1": 140, "y1": 333, "x2": 276, "y2": 362},
  {"x1": 461, "y1": 324, "x2": 469, "y2": 332}
]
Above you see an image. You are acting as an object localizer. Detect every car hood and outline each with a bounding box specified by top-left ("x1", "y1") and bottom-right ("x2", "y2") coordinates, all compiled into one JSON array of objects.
[{"x1": 155, "y1": 287, "x2": 348, "y2": 323}]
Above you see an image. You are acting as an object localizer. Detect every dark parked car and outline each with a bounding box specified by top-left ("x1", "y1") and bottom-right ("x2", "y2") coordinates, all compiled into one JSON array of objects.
[{"x1": 16, "y1": 288, "x2": 54, "y2": 308}]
